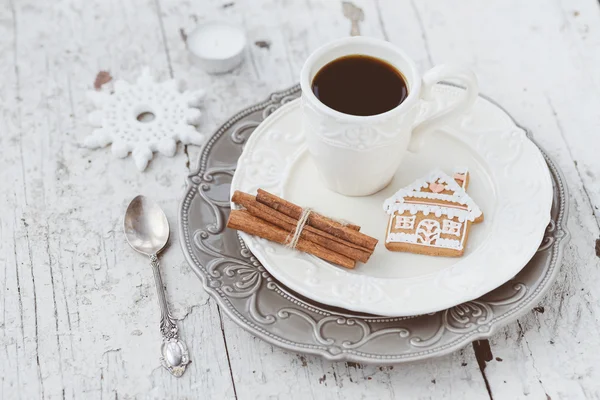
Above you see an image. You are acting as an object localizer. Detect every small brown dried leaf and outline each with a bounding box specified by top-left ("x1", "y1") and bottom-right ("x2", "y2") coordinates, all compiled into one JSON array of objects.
[{"x1": 94, "y1": 71, "x2": 113, "y2": 90}]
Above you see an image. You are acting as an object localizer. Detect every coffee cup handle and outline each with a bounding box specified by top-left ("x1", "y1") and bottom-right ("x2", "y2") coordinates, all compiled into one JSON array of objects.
[{"x1": 408, "y1": 64, "x2": 479, "y2": 152}]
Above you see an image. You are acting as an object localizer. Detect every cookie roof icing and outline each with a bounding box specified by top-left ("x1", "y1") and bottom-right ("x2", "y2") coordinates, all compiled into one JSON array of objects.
[{"x1": 383, "y1": 168, "x2": 482, "y2": 222}]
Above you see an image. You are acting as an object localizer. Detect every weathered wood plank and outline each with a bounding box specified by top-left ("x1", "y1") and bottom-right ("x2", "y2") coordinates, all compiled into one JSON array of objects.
[
  {"x1": 2, "y1": 0, "x2": 600, "y2": 398},
  {"x1": 221, "y1": 316, "x2": 491, "y2": 400},
  {"x1": 0, "y1": 0, "x2": 233, "y2": 398},
  {"x1": 398, "y1": 0, "x2": 600, "y2": 398}
]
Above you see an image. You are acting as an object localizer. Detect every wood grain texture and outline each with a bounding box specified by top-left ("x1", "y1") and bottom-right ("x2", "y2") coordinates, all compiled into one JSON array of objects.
[
  {"x1": 1, "y1": 0, "x2": 600, "y2": 398},
  {"x1": 0, "y1": 0, "x2": 233, "y2": 398},
  {"x1": 398, "y1": 1, "x2": 600, "y2": 399}
]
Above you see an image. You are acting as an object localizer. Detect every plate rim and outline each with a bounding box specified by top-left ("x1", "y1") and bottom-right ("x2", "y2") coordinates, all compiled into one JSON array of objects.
[{"x1": 229, "y1": 89, "x2": 555, "y2": 316}]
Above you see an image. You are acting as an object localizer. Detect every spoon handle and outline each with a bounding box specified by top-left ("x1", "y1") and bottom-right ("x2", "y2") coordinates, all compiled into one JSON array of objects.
[{"x1": 150, "y1": 254, "x2": 190, "y2": 377}]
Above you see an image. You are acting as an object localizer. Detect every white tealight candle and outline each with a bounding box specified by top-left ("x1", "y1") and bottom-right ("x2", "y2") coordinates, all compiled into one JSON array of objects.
[{"x1": 187, "y1": 23, "x2": 247, "y2": 74}]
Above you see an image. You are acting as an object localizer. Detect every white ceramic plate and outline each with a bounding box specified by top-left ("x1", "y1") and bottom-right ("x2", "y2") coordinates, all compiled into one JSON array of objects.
[{"x1": 230, "y1": 85, "x2": 553, "y2": 317}]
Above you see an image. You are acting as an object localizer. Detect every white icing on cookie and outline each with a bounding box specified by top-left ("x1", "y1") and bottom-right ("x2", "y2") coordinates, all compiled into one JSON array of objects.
[
  {"x1": 387, "y1": 232, "x2": 418, "y2": 244},
  {"x1": 435, "y1": 237, "x2": 461, "y2": 249},
  {"x1": 383, "y1": 168, "x2": 482, "y2": 222}
]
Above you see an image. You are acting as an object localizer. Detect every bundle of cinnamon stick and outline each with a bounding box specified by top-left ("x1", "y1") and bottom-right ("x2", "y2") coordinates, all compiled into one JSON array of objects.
[{"x1": 227, "y1": 189, "x2": 378, "y2": 269}]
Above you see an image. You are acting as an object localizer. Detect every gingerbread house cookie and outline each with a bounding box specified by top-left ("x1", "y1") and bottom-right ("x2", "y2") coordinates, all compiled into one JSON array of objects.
[{"x1": 382, "y1": 168, "x2": 483, "y2": 257}]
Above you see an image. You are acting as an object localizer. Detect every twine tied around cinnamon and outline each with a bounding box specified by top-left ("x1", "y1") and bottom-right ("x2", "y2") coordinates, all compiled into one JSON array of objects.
[{"x1": 285, "y1": 207, "x2": 313, "y2": 249}]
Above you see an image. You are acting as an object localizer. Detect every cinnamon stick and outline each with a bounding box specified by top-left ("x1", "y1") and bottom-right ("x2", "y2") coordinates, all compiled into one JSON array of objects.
[
  {"x1": 227, "y1": 210, "x2": 356, "y2": 269},
  {"x1": 233, "y1": 191, "x2": 371, "y2": 254},
  {"x1": 255, "y1": 189, "x2": 361, "y2": 231},
  {"x1": 255, "y1": 189, "x2": 378, "y2": 251},
  {"x1": 232, "y1": 191, "x2": 371, "y2": 262}
]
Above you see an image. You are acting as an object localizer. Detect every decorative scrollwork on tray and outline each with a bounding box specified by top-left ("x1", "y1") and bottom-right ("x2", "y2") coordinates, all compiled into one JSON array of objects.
[
  {"x1": 277, "y1": 308, "x2": 410, "y2": 354},
  {"x1": 410, "y1": 283, "x2": 527, "y2": 348},
  {"x1": 537, "y1": 220, "x2": 556, "y2": 252},
  {"x1": 191, "y1": 164, "x2": 236, "y2": 235},
  {"x1": 193, "y1": 230, "x2": 222, "y2": 259},
  {"x1": 192, "y1": 171, "x2": 276, "y2": 325},
  {"x1": 209, "y1": 254, "x2": 276, "y2": 325},
  {"x1": 202, "y1": 166, "x2": 236, "y2": 183},
  {"x1": 231, "y1": 120, "x2": 261, "y2": 144},
  {"x1": 195, "y1": 233, "x2": 276, "y2": 325},
  {"x1": 197, "y1": 184, "x2": 227, "y2": 234},
  {"x1": 272, "y1": 284, "x2": 526, "y2": 352}
]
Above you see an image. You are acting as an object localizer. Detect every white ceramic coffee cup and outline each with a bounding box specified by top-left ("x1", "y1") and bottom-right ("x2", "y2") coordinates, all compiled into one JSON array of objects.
[{"x1": 300, "y1": 36, "x2": 479, "y2": 196}]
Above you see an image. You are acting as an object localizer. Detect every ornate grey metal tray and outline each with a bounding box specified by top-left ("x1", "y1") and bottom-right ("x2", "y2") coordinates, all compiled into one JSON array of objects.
[{"x1": 179, "y1": 85, "x2": 569, "y2": 363}]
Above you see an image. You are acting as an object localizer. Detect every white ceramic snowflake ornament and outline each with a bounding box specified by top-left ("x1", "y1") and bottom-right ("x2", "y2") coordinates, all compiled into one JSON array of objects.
[{"x1": 84, "y1": 68, "x2": 206, "y2": 171}]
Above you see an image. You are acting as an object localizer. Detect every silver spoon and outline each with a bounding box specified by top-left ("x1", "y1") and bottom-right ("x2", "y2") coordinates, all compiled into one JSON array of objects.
[{"x1": 124, "y1": 195, "x2": 190, "y2": 377}]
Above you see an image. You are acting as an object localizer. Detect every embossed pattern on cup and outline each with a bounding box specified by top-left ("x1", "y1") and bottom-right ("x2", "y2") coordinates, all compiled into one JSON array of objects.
[{"x1": 300, "y1": 37, "x2": 478, "y2": 196}]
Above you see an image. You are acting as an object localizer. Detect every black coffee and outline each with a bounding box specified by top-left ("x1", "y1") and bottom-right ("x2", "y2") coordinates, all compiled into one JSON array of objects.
[{"x1": 311, "y1": 55, "x2": 408, "y2": 116}]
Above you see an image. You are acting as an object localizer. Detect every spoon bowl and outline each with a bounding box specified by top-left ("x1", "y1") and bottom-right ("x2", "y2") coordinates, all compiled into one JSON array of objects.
[{"x1": 124, "y1": 195, "x2": 170, "y2": 256}]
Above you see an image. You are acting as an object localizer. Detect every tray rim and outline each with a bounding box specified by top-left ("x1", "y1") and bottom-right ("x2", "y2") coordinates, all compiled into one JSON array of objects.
[{"x1": 178, "y1": 84, "x2": 570, "y2": 363}]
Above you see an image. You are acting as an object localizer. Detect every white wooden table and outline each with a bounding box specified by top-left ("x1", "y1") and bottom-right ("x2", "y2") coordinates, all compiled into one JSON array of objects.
[{"x1": 1, "y1": 0, "x2": 599, "y2": 398}]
